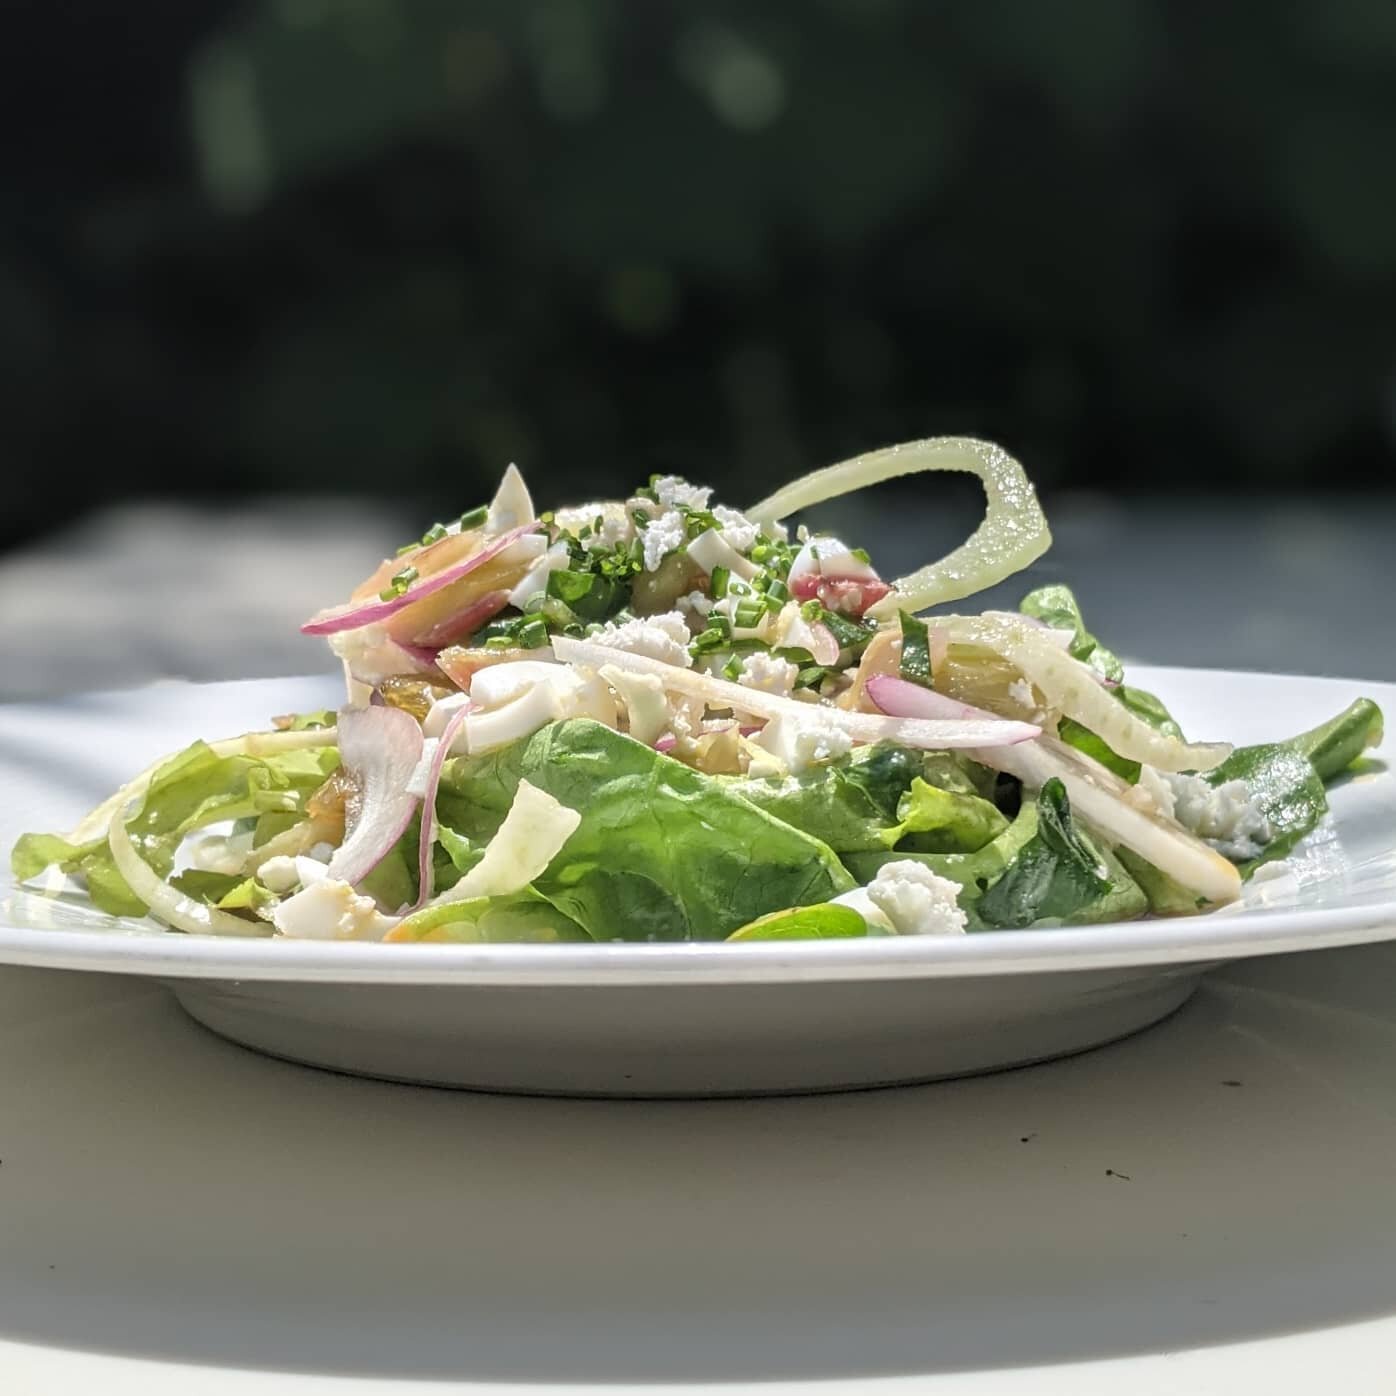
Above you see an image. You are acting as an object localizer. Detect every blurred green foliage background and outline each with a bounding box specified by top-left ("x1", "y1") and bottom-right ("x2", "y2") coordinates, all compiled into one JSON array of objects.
[{"x1": 2, "y1": 0, "x2": 1393, "y2": 548}]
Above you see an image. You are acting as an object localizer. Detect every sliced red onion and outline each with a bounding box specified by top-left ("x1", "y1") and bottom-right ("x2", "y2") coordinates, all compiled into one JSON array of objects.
[
  {"x1": 653, "y1": 734, "x2": 678, "y2": 753},
  {"x1": 394, "y1": 638, "x2": 443, "y2": 669},
  {"x1": 412, "y1": 702, "x2": 471, "y2": 909},
  {"x1": 398, "y1": 589, "x2": 510, "y2": 650},
  {"x1": 302, "y1": 524, "x2": 535, "y2": 636},
  {"x1": 326, "y1": 706, "x2": 424, "y2": 889},
  {"x1": 866, "y1": 673, "x2": 1012, "y2": 725}
]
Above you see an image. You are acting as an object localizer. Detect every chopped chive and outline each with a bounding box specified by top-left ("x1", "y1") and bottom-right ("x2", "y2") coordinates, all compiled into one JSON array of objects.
[
  {"x1": 709, "y1": 565, "x2": 731, "y2": 599},
  {"x1": 378, "y1": 565, "x2": 419, "y2": 601},
  {"x1": 457, "y1": 504, "x2": 489, "y2": 530},
  {"x1": 733, "y1": 598, "x2": 765, "y2": 629}
]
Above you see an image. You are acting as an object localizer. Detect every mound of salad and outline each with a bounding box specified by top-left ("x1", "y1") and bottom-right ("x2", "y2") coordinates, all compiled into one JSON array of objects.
[{"x1": 13, "y1": 438, "x2": 1384, "y2": 944}]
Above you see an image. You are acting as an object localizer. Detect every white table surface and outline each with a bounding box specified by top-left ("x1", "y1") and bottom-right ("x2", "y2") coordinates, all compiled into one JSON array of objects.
[
  {"x1": 5, "y1": 944, "x2": 1396, "y2": 1393},
  {"x1": 2, "y1": 492, "x2": 1395, "y2": 1390}
]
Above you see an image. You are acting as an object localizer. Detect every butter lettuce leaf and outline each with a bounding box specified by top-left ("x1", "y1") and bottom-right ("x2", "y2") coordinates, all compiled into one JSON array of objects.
[
  {"x1": 728, "y1": 903, "x2": 869, "y2": 941},
  {"x1": 727, "y1": 743, "x2": 998, "y2": 855},
  {"x1": 879, "y1": 777, "x2": 1008, "y2": 854},
  {"x1": 389, "y1": 889, "x2": 590, "y2": 943}
]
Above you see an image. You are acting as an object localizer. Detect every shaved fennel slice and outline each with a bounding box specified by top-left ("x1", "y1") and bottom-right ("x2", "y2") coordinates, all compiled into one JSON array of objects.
[
  {"x1": 431, "y1": 780, "x2": 581, "y2": 906},
  {"x1": 973, "y1": 736, "x2": 1242, "y2": 905},
  {"x1": 747, "y1": 437, "x2": 1051, "y2": 622},
  {"x1": 940, "y1": 613, "x2": 1230, "y2": 772},
  {"x1": 67, "y1": 727, "x2": 339, "y2": 846},
  {"x1": 108, "y1": 802, "x2": 273, "y2": 937},
  {"x1": 552, "y1": 636, "x2": 1039, "y2": 750}
]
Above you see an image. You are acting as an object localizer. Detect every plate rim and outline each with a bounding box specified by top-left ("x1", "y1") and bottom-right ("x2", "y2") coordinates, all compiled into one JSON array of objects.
[{"x1": 1, "y1": 665, "x2": 1392, "y2": 987}]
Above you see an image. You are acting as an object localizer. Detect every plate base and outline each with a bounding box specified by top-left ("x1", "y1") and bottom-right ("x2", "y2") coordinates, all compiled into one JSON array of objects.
[{"x1": 172, "y1": 966, "x2": 1204, "y2": 1096}]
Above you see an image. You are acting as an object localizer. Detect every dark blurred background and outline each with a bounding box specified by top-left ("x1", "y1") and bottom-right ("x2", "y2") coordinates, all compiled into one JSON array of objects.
[{"x1": 2, "y1": 0, "x2": 1394, "y2": 696}]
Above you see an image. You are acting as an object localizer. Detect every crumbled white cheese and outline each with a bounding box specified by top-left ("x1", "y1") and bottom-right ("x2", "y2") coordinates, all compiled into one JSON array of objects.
[
  {"x1": 600, "y1": 664, "x2": 670, "y2": 746},
  {"x1": 751, "y1": 711, "x2": 853, "y2": 774},
  {"x1": 590, "y1": 610, "x2": 693, "y2": 667},
  {"x1": 833, "y1": 860, "x2": 967, "y2": 936},
  {"x1": 552, "y1": 501, "x2": 635, "y2": 552},
  {"x1": 712, "y1": 504, "x2": 759, "y2": 554},
  {"x1": 272, "y1": 879, "x2": 398, "y2": 941},
  {"x1": 259, "y1": 855, "x2": 301, "y2": 894},
  {"x1": 678, "y1": 589, "x2": 714, "y2": 620},
  {"x1": 867, "y1": 860, "x2": 968, "y2": 936},
  {"x1": 737, "y1": 651, "x2": 798, "y2": 696},
  {"x1": 653, "y1": 476, "x2": 712, "y2": 510},
  {"x1": 1164, "y1": 772, "x2": 1272, "y2": 861},
  {"x1": 641, "y1": 510, "x2": 687, "y2": 572}
]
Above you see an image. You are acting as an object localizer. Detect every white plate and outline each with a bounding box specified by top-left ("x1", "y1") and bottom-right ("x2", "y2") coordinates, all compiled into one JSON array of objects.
[{"x1": 1, "y1": 668, "x2": 1392, "y2": 1095}]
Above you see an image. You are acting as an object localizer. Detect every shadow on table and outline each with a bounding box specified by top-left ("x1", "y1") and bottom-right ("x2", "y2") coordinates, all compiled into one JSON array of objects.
[{"x1": 2, "y1": 945, "x2": 1396, "y2": 1381}]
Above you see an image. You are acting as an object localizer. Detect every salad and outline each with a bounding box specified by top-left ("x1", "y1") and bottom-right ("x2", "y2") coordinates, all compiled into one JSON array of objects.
[{"x1": 13, "y1": 438, "x2": 1383, "y2": 944}]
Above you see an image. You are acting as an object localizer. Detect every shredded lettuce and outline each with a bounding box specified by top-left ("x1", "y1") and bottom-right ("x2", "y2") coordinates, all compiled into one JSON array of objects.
[{"x1": 12, "y1": 741, "x2": 339, "y2": 917}]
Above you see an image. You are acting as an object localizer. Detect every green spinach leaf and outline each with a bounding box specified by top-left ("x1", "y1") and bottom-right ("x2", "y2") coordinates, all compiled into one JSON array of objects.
[
  {"x1": 520, "y1": 720, "x2": 854, "y2": 941},
  {"x1": 1020, "y1": 584, "x2": 1124, "y2": 683},
  {"x1": 975, "y1": 779, "x2": 1114, "y2": 929}
]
